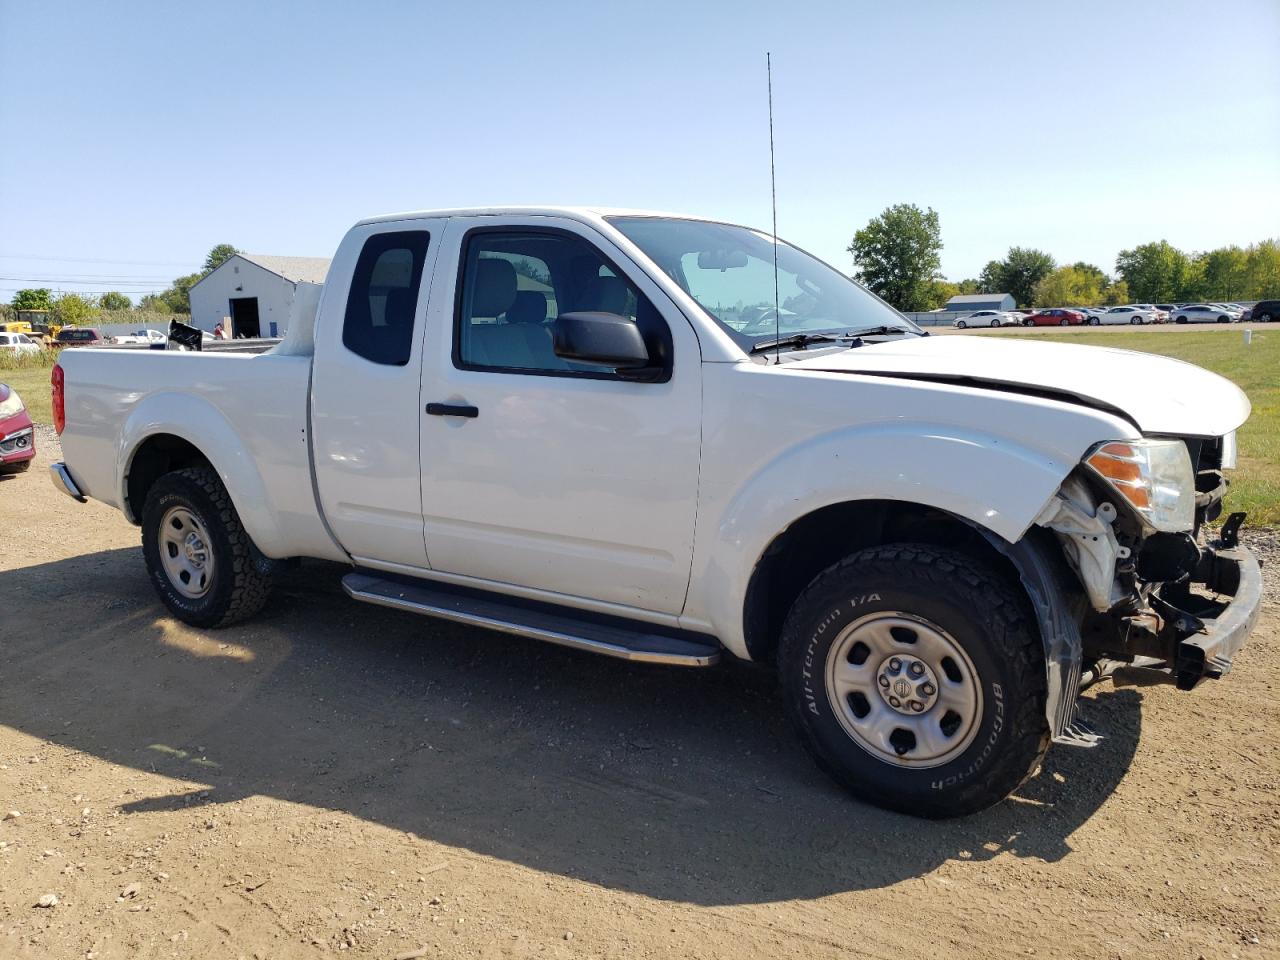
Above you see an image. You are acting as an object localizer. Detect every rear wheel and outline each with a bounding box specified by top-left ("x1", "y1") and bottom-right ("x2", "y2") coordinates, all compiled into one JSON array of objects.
[
  {"x1": 1088, "y1": 317, "x2": 1099, "y2": 325},
  {"x1": 141, "y1": 466, "x2": 273, "y2": 628},
  {"x1": 1261, "y1": 312, "x2": 1273, "y2": 323},
  {"x1": 989, "y1": 319, "x2": 1000, "y2": 327},
  {"x1": 777, "y1": 544, "x2": 1049, "y2": 818}
]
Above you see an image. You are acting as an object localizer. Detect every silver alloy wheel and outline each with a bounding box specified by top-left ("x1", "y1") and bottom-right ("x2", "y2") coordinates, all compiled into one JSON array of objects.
[
  {"x1": 158, "y1": 505, "x2": 214, "y2": 599},
  {"x1": 825, "y1": 612, "x2": 983, "y2": 768}
]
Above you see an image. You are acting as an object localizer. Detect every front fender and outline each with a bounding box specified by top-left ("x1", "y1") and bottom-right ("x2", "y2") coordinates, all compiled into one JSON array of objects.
[
  {"x1": 694, "y1": 422, "x2": 1076, "y2": 659},
  {"x1": 117, "y1": 391, "x2": 285, "y2": 556}
]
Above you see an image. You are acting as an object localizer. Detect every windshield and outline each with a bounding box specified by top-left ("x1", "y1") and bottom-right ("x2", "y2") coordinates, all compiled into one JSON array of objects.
[{"x1": 608, "y1": 217, "x2": 916, "y2": 350}]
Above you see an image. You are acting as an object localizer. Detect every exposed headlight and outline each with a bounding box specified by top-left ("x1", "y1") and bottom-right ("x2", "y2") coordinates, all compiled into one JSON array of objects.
[
  {"x1": 0, "y1": 389, "x2": 24, "y2": 419},
  {"x1": 1219, "y1": 431, "x2": 1237, "y2": 470},
  {"x1": 1084, "y1": 439, "x2": 1194, "y2": 532}
]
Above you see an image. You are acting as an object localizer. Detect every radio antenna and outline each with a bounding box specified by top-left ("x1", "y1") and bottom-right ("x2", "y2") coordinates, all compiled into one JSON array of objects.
[{"x1": 767, "y1": 52, "x2": 781, "y2": 364}]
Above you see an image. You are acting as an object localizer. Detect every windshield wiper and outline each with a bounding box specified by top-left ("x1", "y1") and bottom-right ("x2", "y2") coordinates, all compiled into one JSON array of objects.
[
  {"x1": 748, "y1": 332, "x2": 861, "y2": 354},
  {"x1": 845, "y1": 325, "x2": 922, "y2": 338}
]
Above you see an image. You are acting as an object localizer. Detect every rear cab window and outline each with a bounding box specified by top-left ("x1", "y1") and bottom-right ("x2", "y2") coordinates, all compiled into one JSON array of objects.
[{"x1": 342, "y1": 231, "x2": 431, "y2": 366}]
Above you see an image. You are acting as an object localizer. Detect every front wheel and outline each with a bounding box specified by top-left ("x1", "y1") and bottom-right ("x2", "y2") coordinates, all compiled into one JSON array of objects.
[
  {"x1": 141, "y1": 466, "x2": 273, "y2": 628},
  {"x1": 955, "y1": 320, "x2": 967, "y2": 329},
  {"x1": 777, "y1": 544, "x2": 1049, "y2": 818}
]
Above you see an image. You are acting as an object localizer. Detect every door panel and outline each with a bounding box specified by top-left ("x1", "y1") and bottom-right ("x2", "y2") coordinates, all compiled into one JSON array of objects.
[
  {"x1": 417, "y1": 217, "x2": 702, "y2": 615},
  {"x1": 311, "y1": 219, "x2": 446, "y2": 568}
]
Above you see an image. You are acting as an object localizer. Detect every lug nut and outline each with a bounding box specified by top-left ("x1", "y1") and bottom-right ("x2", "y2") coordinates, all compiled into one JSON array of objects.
[
  {"x1": 878, "y1": 675, "x2": 890, "y2": 688},
  {"x1": 889, "y1": 658, "x2": 902, "y2": 672},
  {"x1": 910, "y1": 701, "x2": 924, "y2": 712},
  {"x1": 909, "y1": 662, "x2": 924, "y2": 676},
  {"x1": 922, "y1": 683, "x2": 936, "y2": 696},
  {"x1": 889, "y1": 696, "x2": 901, "y2": 708}
]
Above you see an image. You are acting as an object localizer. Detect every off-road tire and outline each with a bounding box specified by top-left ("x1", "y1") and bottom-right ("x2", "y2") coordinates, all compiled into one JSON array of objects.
[
  {"x1": 141, "y1": 467, "x2": 272, "y2": 628},
  {"x1": 778, "y1": 544, "x2": 1050, "y2": 818}
]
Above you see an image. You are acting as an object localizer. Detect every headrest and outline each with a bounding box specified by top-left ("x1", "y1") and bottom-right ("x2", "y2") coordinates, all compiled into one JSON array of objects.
[
  {"x1": 472, "y1": 258, "x2": 518, "y2": 317},
  {"x1": 581, "y1": 275, "x2": 628, "y2": 315},
  {"x1": 506, "y1": 290, "x2": 547, "y2": 325},
  {"x1": 384, "y1": 287, "x2": 414, "y2": 327}
]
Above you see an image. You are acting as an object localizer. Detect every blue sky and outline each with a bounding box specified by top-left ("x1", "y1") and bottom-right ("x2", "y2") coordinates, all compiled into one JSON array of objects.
[{"x1": 1, "y1": 0, "x2": 1277, "y2": 303}]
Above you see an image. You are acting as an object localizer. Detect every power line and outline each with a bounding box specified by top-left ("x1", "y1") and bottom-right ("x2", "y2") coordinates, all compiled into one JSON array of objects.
[
  {"x1": 0, "y1": 253, "x2": 199, "y2": 267},
  {"x1": 0, "y1": 276, "x2": 172, "y2": 286}
]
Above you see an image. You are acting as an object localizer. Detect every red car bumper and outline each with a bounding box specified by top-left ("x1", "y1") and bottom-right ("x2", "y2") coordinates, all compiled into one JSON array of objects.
[{"x1": 0, "y1": 409, "x2": 36, "y2": 470}]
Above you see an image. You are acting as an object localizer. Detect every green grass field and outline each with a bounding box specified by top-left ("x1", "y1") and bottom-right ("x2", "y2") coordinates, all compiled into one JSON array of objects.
[
  {"x1": 1009, "y1": 328, "x2": 1279, "y2": 525},
  {"x1": 0, "y1": 350, "x2": 57, "y2": 425},
  {"x1": 4, "y1": 330, "x2": 1276, "y2": 524}
]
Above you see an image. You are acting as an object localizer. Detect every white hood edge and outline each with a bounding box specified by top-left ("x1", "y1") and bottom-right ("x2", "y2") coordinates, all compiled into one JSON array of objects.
[{"x1": 787, "y1": 335, "x2": 1251, "y2": 438}]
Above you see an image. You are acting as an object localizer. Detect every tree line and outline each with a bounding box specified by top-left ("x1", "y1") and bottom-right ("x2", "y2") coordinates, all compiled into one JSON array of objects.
[
  {"x1": 6, "y1": 244, "x2": 240, "y2": 324},
  {"x1": 848, "y1": 204, "x2": 1280, "y2": 311}
]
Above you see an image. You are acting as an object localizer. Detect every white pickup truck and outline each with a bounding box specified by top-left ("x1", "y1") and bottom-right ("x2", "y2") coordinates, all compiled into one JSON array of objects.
[{"x1": 51, "y1": 207, "x2": 1261, "y2": 818}]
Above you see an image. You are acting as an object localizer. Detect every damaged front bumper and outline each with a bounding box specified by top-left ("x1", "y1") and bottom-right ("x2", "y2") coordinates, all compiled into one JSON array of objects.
[{"x1": 1159, "y1": 539, "x2": 1262, "y2": 690}]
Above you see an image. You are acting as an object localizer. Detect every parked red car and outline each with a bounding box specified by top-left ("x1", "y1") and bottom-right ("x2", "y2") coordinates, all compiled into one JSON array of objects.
[
  {"x1": 0, "y1": 382, "x2": 36, "y2": 474},
  {"x1": 1022, "y1": 308, "x2": 1085, "y2": 327},
  {"x1": 55, "y1": 327, "x2": 106, "y2": 347}
]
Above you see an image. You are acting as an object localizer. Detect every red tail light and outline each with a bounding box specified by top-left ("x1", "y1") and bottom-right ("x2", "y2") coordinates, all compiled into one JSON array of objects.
[{"x1": 51, "y1": 363, "x2": 65, "y2": 435}]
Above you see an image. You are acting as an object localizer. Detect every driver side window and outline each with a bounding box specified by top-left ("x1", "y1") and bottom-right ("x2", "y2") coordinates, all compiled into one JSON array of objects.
[{"x1": 454, "y1": 230, "x2": 671, "y2": 378}]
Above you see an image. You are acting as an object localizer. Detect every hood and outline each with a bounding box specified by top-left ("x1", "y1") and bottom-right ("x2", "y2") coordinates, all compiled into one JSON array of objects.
[{"x1": 786, "y1": 335, "x2": 1250, "y2": 437}]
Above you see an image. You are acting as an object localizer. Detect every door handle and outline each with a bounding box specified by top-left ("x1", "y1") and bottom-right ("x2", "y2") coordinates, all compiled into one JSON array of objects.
[{"x1": 426, "y1": 402, "x2": 479, "y2": 419}]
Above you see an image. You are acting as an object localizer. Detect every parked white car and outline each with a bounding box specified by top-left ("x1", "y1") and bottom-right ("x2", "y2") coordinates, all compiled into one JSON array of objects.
[
  {"x1": 50, "y1": 205, "x2": 1260, "y2": 819},
  {"x1": 953, "y1": 310, "x2": 1020, "y2": 328},
  {"x1": 112, "y1": 329, "x2": 168, "y2": 346},
  {"x1": 0, "y1": 332, "x2": 42, "y2": 355},
  {"x1": 1173, "y1": 304, "x2": 1237, "y2": 324},
  {"x1": 1100, "y1": 305, "x2": 1156, "y2": 324}
]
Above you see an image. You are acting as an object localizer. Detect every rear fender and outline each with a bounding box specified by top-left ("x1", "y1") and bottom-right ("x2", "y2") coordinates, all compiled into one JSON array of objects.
[{"x1": 117, "y1": 391, "x2": 284, "y2": 554}]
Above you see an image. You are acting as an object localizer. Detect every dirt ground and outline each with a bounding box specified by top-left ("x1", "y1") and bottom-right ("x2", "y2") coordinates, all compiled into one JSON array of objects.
[{"x1": 1, "y1": 434, "x2": 1277, "y2": 960}]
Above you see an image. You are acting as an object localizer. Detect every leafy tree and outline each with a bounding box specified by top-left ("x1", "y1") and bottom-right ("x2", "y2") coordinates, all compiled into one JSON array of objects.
[
  {"x1": 159, "y1": 272, "x2": 203, "y2": 314},
  {"x1": 51, "y1": 293, "x2": 98, "y2": 325},
  {"x1": 1115, "y1": 240, "x2": 1200, "y2": 302},
  {"x1": 847, "y1": 204, "x2": 943, "y2": 311},
  {"x1": 137, "y1": 293, "x2": 173, "y2": 314},
  {"x1": 1101, "y1": 279, "x2": 1129, "y2": 305},
  {"x1": 1033, "y1": 265, "x2": 1106, "y2": 307},
  {"x1": 203, "y1": 244, "x2": 241, "y2": 273},
  {"x1": 987, "y1": 247, "x2": 1056, "y2": 307},
  {"x1": 953, "y1": 278, "x2": 982, "y2": 295},
  {"x1": 12, "y1": 288, "x2": 53, "y2": 311},
  {"x1": 1243, "y1": 239, "x2": 1280, "y2": 299},
  {"x1": 921, "y1": 279, "x2": 959, "y2": 310},
  {"x1": 1069, "y1": 262, "x2": 1109, "y2": 285},
  {"x1": 99, "y1": 291, "x2": 133, "y2": 311},
  {"x1": 977, "y1": 261, "x2": 1003, "y2": 294}
]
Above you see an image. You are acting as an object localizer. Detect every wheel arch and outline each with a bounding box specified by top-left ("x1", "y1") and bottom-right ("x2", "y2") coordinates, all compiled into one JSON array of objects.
[
  {"x1": 117, "y1": 392, "x2": 286, "y2": 555},
  {"x1": 742, "y1": 499, "x2": 1085, "y2": 741}
]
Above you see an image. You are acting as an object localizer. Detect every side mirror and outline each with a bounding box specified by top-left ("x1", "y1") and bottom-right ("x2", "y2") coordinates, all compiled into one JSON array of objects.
[{"x1": 553, "y1": 312, "x2": 660, "y2": 379}]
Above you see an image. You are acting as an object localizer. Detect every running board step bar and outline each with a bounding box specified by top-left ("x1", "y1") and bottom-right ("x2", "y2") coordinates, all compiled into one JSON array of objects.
[{"x1": 341, "y1": 571, "x2": 721, "y2": 667}]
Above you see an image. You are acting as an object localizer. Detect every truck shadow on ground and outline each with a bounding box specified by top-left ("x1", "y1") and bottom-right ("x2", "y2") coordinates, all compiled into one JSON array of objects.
[{"x1": 0, "y1": 548, "x2": 1143, "y2": 905}]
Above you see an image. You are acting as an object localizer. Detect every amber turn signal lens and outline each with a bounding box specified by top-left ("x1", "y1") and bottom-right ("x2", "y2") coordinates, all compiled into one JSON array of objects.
[{"x1": 1086, "y1": 442, "x2": 1151, "y2": 509}]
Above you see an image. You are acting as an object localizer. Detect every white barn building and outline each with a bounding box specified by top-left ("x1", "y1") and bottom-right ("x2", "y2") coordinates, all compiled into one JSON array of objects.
[{"x1": 189, "y1": 253, "x2": 331, "y2": 338}]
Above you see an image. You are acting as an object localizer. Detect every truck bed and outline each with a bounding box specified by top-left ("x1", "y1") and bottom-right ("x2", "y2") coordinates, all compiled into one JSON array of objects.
[{"x1": 56, "y1": 347, "x2": 342, "y2": 562}]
